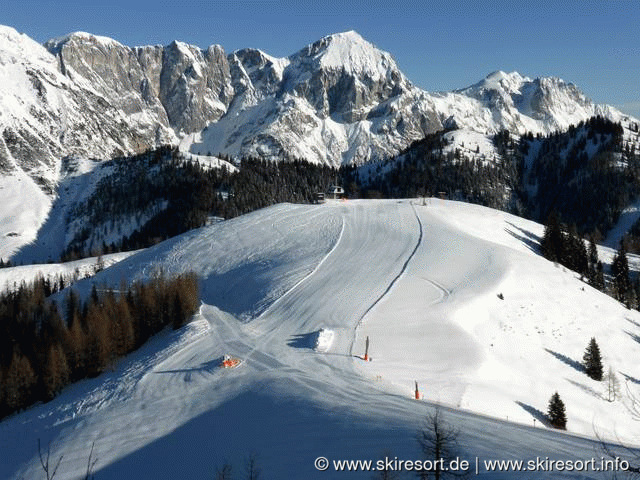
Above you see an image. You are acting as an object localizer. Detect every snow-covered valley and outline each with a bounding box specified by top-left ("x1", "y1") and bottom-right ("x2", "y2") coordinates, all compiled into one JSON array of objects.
[{"x1": 1, "y1": 199, "x2": 638, "y2": 479}]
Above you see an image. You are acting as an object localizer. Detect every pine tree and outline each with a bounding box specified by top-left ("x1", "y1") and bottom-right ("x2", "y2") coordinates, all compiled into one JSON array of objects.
[
  {"x1": 112, "y1": 296, "x2": 135, "y2": 356},
  {"x1": 65, "y1": 289, "x2": 79, "y2": 325},
  {"x1": 43, "y1": 344, "x2": 70, "y2": 400},
  {"x1": 612, "y1": 240, "x2": 631, "y2": 305},
  {"x1": 587, "y1": 237, "x2": 599, "y2": 286},
  {"x1": 547, "y1": 392, "x2": 567, "y2": 429},
  {"x1": 575, "y1": 236, "x2": 588, "y2": 276},
  {"x1": 583, "y1": 337, "x2": 603, "y2": 381},
  {"x1": 3, "y1": 350, "x2": 36, "y2": 412},
  {"x1": 563, "y1": 225, "x2": 587, "y2": 275},
  {"x1": 0, "y1": 368, "x2": 5, "y2": 415},
  {"x1": 595, "y1": 261, "x2": 605, "y2": 291},
  {"x1": 541, "y1": 211, "x2": 564, "y2": 262},
  {"x1": 66, "y1": 312, "x2": 86, "y2": 379}
]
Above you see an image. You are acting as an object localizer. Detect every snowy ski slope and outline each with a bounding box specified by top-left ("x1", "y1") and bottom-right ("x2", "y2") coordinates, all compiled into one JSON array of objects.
[{"x1": 1, "y1": 199, "x2": 639, "y2": 479}]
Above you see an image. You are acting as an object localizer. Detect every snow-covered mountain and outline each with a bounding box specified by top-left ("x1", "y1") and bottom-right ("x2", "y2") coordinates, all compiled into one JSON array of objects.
[
  {"x1": 190, "y1": 33, "x2": 637, "y2": 166},
  {"x1": 0, "y1": 26, "x2": 173, "y2": 257},
  {"x1": 2, "y1": 25, "x2": 635, "y2": 177},
  {"x1": 1, "y1": 25, "x2": 638, "y2": 258},
  {"x1": 448, "y1": 70, "x2": 622, "y2": 134},
  {"x1": 0, "y1": 27, "x2": 175, "y2": 187},
  {"x1": 190, "y1": 31, "x2": 440, "y2": 165}
]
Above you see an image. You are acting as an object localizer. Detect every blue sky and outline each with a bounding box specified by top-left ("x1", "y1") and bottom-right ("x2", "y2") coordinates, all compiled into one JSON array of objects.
[{"x1": 4, "y1": 0, "x2": 640, "y2": 117}]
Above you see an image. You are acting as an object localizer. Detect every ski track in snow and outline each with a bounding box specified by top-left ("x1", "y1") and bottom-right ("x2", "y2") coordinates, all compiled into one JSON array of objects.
[
  {"x1": 421, "y1": 277, "x2": 452, "y2": 303},
  {"x1": 350, "y1": 201, "x2": 424, "y2": 357}
]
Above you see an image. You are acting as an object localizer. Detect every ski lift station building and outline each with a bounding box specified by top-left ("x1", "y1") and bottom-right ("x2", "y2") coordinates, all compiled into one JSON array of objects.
[{"x1": 327, "y1": 185, "x2": 344, "y2": 200}]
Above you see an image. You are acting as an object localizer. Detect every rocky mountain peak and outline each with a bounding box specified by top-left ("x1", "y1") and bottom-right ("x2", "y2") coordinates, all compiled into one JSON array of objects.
[
  {"x1": 279, "y1": 31, "x2": 410, "y2": 122},
  {"x1": 292, "y1": 30, "x2": 402, "y2": 81}
]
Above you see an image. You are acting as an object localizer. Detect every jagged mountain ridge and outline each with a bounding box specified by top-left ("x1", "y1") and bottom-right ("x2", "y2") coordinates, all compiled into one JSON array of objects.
[
  {"x1": 1, "y1": 25, "x2": 635, "y2": 179},
  {"x1": 44, "y1": 32, "x2": 234, "y2": 135},
  {"x1": 189, "y1": 31, "x2": 636, "y2": 166},
  {"x1": 0, "y1": 27, "x2": 176, "y2": 188}
]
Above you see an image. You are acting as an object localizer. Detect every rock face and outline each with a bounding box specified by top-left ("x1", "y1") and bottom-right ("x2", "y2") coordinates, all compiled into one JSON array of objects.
[
  {"x1": 192, "y1": 31, "x2": 444, "y2": 166},
  {"x1": 284, "y1": 31, "x2": 409, "y2": 122},
  {"x1": 45, "y1": 33, "x2": 234, "y2": 135},
  {"x1": 0, "y1": 27, "x2": 175, "y2": 193},
  {"x1": 158, "y1": 41, "x2": 233, "y2": 133}
]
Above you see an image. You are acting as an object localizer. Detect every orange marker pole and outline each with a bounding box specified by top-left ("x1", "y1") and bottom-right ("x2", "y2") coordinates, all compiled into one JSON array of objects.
[
  {"x1": 364, "y1": 336, "x2": 369, "y2": 361},
  {"x1": 414, "y1": 380, "x2": 420, "y2": 400}
]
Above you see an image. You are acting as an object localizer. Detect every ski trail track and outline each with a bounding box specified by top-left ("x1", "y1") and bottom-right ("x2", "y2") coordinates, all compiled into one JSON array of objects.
[{"x1": 349, "y1": 201, "x2": 425, "y2": 357}]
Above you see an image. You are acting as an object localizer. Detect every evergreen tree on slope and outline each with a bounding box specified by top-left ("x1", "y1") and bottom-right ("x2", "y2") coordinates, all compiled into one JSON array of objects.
[
  {"x1": 547, "y1": 392, "x2": 567, "y2": 429},
  {"x1": 583, "y1": 337, "x2": 603, "y2": 381}
]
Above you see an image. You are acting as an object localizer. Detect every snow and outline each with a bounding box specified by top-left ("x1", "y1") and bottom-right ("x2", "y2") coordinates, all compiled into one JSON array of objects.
[
  {"x1": 0, "y1": 171, "x2": 52, "y2": 261},
  {"x1": 604, "y1": 199, "x2": 640, "y2": 249},
  {"x1": 469, "y1": 71, "x2": 531, "y2": 96},
  {"x1": 11, "y1": 158, "x2": 114, "y2": 264},
  {"x1": 442, "y1": 128, "x2": 500, "y2": 162},
  {"x1": 0, "y1": 251, "x2": 137, "y2": 293},
  {"x1": 0, "y1": 25, "x2": 58, "y2": 65},
  {"x1": 177, "y1": 133, "x2": 238, "y2": 172},
  {"x1": 314, "y1": 31, "x2": 395, "y2": 80},
  {"x1": 45, "y1": 31, "x2": 125, "y2": 52},
  {"x1": 314, "y1": 328, "x2": 335, "y2": 353},
  {"x1": 1, "y1": 199, "x2": 639, "y2": 479}
]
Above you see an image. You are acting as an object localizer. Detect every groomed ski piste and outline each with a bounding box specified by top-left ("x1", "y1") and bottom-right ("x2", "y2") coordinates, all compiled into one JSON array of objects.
[{"x1": 1, "y1": 199, "x2": 639, "y2": 479}]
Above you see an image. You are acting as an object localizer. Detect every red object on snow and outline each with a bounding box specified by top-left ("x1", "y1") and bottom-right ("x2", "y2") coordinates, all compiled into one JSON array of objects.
[
  {"x1": 221, "y1": 355, "x2": 242, "y2": 368},
  {"x1": 414, "y1": 380, "x2": 420, "y2": 400}
]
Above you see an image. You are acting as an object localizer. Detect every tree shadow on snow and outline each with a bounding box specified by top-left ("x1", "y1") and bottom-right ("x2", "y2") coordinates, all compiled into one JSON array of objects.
[
  {"x1": 621, "y1": 372, "x2": 640, "y2": 385},
  {"x1": 504, "y1": 222, "x2": 541, "y2": 254},
  {"x1": 544, "y1": 348, "x2": 585, "y2": 373},
  {"x1": 624, "y1": 330, "x2": 640, "y2": 345},
  {"x1": 515, "y1": 401, "x2": 550, "y2": 427},
  {"x1": 566, "y1": 378, "x2": 602, "y2": 399},
  {"x1": 626, "y1": 317, "x2": 640, "y2": 329}
]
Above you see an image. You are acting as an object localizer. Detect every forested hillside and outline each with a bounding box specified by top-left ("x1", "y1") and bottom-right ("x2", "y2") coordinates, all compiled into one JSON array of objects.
[
  {"x1": 62, "y1": 148, "x2": 338, "y2": 260},
  {"x1": 0, "y1": 273, "x2": 198, "y2": 418},
  {"x1": 362, "y1": 116, "x2": 640, "y2": 240}
]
